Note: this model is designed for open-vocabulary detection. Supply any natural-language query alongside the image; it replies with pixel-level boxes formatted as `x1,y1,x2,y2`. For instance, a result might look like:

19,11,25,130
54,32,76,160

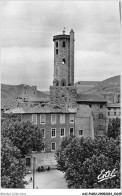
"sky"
1,0,121,91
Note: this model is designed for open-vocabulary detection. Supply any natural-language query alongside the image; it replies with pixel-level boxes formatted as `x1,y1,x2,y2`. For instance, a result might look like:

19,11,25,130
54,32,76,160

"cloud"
1,1,121,90
75,34,120,55
1,30,53,48
75,50,121,81
1,1,120,48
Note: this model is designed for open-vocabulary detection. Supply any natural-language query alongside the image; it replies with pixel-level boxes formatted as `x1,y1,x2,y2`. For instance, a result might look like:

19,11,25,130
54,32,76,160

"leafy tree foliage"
1,114,44,157
55,136,74,172
107,117,120,139
77,155,120,189
55,136,120,188
2,113,22,122
1,136,26,188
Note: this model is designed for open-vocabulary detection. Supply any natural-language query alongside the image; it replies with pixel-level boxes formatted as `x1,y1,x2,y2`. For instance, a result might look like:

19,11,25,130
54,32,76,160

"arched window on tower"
53,79,59,86
61,79,66,86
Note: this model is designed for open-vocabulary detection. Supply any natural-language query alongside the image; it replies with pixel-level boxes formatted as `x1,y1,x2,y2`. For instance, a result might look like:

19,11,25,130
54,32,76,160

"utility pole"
33,157,36,189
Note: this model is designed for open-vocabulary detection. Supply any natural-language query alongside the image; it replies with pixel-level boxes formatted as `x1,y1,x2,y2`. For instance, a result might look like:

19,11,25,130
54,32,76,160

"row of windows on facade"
25,128,83,166
41,127,78,138
32,114,74,124
108,110,121,116
41,128,83,152
41,128,83,138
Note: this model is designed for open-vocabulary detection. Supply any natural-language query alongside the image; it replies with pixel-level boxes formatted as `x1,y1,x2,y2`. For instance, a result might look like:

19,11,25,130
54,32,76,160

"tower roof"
53,34,70,41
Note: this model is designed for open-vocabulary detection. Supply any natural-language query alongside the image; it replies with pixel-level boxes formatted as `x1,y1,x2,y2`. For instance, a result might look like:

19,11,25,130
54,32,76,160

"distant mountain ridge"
1,84,49,99
75,81,100,93
85,75,120,94
75,75,120,95
1,75,120,100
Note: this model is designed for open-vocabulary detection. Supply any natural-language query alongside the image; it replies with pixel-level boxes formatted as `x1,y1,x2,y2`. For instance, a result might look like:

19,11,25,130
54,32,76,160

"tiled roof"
5,108,25,114
1,98,29,112
1,98,17,110
24,97,50,102
68,108,77,113
107,103,120,108
77,94,107,102
27,104,76,114
4,104,77,114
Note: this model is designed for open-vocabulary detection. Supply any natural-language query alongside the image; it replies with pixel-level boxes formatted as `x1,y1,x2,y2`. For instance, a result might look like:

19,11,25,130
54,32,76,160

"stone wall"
50,86,77,107
75,103,108,138
54,38,70,86
91,104,108,136
22,85,37,99
75,104,94,139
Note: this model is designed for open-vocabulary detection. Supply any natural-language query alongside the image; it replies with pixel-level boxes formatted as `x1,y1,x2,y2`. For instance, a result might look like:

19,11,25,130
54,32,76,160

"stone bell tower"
50,29,77,107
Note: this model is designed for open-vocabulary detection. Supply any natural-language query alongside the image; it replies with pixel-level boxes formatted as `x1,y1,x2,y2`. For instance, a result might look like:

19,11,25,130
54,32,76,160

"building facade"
107,103,121,120
21,104,76,153
76,94,108,137
5,104,76,169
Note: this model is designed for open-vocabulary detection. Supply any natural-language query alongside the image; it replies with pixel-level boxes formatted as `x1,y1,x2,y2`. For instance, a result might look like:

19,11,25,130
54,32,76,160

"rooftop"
53,34,70,41
23,97,50,102
77,93,107,103
1,98,23,110
4,104,77,114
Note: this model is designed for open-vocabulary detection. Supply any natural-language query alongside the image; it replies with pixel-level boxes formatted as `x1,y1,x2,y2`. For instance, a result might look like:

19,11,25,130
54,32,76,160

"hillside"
85,75,120,94
1,84,49,99
75,75,120,95
1,76,120,100
75,81,99,93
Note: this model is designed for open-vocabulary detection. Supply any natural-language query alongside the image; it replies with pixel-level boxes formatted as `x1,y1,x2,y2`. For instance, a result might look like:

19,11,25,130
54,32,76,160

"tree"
1,136,26,188
77,154,120,188
107,117,120,139
55,136,120,188
1,114,44,157
56,136,96,173
55,136,74,172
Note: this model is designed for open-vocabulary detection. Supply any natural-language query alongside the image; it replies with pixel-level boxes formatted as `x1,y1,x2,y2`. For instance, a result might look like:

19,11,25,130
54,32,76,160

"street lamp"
33,157,36,189
32,151,37,189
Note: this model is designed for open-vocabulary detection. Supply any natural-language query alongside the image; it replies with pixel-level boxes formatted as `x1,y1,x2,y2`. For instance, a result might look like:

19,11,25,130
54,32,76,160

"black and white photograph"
1,0,121,195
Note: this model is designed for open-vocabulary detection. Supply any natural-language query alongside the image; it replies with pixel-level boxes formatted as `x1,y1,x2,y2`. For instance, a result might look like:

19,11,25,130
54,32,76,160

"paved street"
25,169,68,189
